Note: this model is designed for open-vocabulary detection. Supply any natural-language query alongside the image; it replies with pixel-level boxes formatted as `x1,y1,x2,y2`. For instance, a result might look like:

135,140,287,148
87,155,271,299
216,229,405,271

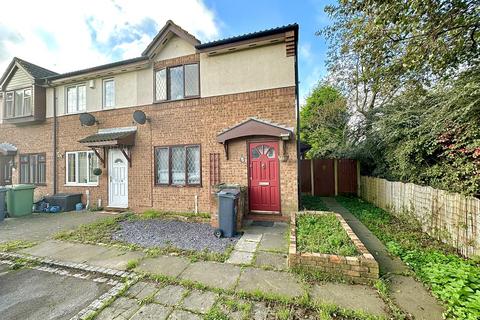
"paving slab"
126,281,159,300
181,289,218,314
168,309,202,320
234,239,258,253
390,275,444,320
135,255,190,278
241,233,263,242
236,268,304,298
88,249,145,270
20,240,77,257
154,285,187,306
95,297,140,320
258,233,287,253
311,283,388,317
254,252,287,270
22,240,113,264
179,261,241,290
130,303,172,320
226,250,254,265
251,301,271,320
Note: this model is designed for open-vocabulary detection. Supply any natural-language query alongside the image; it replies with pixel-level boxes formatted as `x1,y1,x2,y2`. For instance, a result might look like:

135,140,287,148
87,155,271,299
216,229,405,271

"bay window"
155,63,199,102
155,145,201,186
66,151,99,185
4,88,32,118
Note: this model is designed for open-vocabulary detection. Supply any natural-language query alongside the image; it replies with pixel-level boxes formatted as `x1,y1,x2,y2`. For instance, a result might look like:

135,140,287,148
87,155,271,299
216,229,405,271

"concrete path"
227,221,288,270
0,211,111,242
321,197,445,320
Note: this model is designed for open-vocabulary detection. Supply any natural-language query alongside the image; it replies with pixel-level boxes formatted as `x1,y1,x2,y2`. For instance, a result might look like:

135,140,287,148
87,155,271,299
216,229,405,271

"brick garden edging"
288,211,379,284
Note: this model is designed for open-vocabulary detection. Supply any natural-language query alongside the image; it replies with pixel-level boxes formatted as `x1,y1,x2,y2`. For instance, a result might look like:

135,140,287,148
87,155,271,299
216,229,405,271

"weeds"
0,240,37,252
337,196,480,320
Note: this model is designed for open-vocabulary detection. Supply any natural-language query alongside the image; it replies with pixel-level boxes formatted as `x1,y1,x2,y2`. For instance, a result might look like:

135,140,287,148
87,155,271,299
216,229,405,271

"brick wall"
289,211,379,284
0,87,298,221
0,120,53,201
55,86,298,219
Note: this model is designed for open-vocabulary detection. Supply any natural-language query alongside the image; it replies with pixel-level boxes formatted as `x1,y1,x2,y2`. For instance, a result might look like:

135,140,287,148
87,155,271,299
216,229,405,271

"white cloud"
299,43,313,63
0,0,219,74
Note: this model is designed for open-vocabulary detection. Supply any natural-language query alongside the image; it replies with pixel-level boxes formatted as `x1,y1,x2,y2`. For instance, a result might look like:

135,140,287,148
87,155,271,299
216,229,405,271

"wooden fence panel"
300,160,311,194
338,159,357,194
313,159,335,196
360,176,480,258
300,159,358,196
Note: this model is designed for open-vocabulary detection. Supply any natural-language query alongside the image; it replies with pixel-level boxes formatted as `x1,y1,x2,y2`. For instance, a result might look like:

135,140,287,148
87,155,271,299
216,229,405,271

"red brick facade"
1,86,298,222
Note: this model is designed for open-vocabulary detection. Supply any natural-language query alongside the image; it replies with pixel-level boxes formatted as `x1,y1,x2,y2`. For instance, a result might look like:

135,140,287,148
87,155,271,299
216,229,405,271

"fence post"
334,159,338,196
356,160,361,196
310,160,314,196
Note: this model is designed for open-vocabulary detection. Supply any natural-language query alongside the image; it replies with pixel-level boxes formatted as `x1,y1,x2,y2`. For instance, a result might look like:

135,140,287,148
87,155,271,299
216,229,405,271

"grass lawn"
296,213,358,256
336,196,480,320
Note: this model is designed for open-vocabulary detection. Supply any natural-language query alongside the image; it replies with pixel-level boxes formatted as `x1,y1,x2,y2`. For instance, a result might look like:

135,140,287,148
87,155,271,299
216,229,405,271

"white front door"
108,149,128,208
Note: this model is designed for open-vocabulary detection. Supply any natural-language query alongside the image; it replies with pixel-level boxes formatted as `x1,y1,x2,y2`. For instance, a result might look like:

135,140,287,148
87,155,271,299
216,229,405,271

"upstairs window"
155,63,199,102
103,78,115,108
66,84,86,113
19,153,46,185
4,88,32,118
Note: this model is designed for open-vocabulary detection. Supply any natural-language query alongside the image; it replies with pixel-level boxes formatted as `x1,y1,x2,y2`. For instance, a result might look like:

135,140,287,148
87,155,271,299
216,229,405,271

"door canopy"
0,143,17,156
217,118,293,144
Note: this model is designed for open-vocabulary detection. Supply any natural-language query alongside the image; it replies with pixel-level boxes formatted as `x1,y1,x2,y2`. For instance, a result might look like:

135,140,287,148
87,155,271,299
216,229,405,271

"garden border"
288,211,379,284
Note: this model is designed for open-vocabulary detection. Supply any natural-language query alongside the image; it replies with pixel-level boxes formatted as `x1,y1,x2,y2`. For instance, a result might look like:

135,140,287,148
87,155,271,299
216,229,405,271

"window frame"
4,87,33,119
18,153,46,186
65,150,99,186
66,83,86,114
154,62,200,103
102,78,115,109
154,144,202,187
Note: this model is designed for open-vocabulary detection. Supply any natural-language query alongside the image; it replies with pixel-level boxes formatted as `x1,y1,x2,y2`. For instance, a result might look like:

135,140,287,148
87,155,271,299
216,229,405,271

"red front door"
249,141,280,213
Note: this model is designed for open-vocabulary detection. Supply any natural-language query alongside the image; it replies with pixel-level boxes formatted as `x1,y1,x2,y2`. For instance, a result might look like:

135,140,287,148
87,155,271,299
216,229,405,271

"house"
0,21,299,224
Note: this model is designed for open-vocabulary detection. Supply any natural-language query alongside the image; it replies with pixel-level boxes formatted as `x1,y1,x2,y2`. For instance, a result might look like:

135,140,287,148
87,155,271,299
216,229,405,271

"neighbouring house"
0,20,299,225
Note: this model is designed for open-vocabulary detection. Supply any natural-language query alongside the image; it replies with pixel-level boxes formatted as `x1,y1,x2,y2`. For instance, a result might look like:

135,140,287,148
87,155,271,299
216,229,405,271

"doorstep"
244,213,289,222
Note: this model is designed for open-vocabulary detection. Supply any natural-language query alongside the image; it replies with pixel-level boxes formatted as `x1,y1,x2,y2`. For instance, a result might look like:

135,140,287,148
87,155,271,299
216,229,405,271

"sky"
0,0,334,104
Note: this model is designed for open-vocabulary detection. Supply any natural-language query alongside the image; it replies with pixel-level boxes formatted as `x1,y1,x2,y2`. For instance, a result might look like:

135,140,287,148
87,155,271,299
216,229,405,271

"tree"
300,84,350,159
321,0,480,115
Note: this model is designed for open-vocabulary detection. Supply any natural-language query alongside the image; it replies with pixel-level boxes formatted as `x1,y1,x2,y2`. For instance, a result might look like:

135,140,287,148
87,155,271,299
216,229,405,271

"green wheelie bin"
6,184,35,217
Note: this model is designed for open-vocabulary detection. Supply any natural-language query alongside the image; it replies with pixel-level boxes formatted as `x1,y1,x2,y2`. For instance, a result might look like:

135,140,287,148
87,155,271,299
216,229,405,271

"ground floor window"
66,151,99,185
155,145,201,186
19,153,46,185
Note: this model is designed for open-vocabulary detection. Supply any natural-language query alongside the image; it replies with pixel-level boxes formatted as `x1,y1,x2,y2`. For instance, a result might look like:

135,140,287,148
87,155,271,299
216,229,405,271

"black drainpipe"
53,86,57,195
294,25,301,210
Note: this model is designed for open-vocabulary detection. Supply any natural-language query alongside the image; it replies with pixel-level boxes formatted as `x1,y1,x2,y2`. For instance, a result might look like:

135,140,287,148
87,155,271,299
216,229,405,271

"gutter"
295,25,301,210
45,79,57,195
53,86,57,194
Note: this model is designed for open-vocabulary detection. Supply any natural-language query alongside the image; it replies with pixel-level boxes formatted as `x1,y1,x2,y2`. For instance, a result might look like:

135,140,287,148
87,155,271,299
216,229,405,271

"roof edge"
196,23,298,50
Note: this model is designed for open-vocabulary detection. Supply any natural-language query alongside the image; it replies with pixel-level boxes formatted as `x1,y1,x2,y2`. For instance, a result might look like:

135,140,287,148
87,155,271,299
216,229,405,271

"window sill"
65,110,87,116
64,183,99,187
154,96,200,104
154,184,202,188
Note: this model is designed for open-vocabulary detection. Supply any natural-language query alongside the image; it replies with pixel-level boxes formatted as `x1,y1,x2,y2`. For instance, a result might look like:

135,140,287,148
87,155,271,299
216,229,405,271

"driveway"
0,262,113,320
0,211,110,242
